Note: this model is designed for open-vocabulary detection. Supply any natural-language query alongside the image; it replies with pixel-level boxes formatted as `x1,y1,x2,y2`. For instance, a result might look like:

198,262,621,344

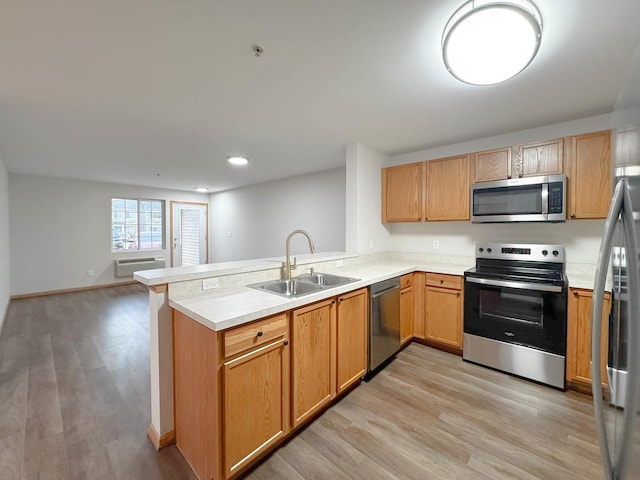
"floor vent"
114,257,166,277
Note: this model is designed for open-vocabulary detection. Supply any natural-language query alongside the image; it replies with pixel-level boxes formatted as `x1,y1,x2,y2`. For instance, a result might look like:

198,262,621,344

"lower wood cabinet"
291,298,336,428
566,287,611,389
424,273,463,350
400,274,414,344
412,272,426,340
223,336,289,478
336,288,368,393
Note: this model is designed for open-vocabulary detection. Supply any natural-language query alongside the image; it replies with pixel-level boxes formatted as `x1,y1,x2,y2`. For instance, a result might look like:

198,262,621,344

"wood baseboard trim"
10,280,138,300
412,337,463,356
147,424,176,451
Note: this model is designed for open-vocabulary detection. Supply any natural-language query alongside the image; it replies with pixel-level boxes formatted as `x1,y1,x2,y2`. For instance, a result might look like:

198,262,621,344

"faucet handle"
291,256,297,270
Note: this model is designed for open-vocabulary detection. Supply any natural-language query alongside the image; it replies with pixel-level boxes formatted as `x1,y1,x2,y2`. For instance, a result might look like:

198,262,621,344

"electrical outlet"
369,239,374,249
335,259,344,268
433,240,440,250
226,231,232,238
202,278,219,290
87,269,94,277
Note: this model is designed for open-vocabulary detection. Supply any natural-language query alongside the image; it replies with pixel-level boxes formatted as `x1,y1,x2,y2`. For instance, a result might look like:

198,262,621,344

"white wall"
346,142,392,253
9,174,207,296
385,113,613,265
209,168,346,262
0,157,10,328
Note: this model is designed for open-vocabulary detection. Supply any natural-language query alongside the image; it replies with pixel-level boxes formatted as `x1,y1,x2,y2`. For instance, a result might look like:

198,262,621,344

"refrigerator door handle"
592,179,625,480
592,178,640,480
613,182,640,478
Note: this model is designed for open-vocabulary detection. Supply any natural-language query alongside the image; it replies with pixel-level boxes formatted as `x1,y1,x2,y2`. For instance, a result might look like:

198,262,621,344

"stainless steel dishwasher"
368,277,401,372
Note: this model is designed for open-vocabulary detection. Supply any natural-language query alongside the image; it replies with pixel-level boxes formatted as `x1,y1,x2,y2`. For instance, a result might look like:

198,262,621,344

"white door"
172,203,208,267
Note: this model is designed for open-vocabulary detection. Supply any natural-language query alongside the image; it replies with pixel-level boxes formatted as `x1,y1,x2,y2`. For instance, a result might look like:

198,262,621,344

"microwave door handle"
612,181,640,479
541,183,548,215
591,179,624,480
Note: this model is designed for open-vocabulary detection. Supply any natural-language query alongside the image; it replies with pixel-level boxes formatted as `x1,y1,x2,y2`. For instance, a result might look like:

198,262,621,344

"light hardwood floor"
0,284,604,479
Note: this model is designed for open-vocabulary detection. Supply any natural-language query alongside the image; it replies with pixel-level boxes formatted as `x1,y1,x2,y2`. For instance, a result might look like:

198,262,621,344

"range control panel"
476,243,565,263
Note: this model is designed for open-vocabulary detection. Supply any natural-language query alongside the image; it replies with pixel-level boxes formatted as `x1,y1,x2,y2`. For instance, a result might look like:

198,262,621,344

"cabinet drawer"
425,273,462,290
400,274,413,289
224,313,288,359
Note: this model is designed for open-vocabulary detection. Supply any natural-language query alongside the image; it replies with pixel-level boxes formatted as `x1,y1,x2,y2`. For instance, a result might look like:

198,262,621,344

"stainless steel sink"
249,272,360,298
297,272,360,287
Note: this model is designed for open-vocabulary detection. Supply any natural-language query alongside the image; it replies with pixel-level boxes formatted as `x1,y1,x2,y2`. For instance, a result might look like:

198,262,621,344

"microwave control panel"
549,182,564,214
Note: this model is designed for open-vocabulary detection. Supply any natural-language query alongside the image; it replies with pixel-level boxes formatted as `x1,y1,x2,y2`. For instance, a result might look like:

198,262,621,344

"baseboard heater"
114,257,166,277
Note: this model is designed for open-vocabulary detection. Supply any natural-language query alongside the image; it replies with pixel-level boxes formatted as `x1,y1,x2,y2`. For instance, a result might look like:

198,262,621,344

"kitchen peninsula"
135,250,602,480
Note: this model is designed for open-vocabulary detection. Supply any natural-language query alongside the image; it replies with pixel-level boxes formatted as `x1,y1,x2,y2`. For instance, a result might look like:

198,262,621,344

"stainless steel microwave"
471,174,566,223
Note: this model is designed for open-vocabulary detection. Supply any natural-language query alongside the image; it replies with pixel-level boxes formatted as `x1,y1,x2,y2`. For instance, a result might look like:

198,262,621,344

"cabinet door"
336,289,368,393
473,147,512,182
381,163,424,222
566,288,610,388
413,272,426,340
568,130,611,219
425,155,470,221
400,287,414,344
291,299,336,428
425,286,462,349
223,338,289,478
516,138,564,178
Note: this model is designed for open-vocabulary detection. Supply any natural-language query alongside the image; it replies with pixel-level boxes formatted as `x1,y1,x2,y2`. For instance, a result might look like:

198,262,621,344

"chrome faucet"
284,229,315,280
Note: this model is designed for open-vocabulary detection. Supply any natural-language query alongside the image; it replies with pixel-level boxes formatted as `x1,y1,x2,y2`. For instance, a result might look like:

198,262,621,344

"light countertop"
169,259,471,332
167,257,603,333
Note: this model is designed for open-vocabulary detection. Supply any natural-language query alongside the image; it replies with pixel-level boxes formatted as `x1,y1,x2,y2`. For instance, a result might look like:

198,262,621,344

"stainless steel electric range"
463,243,568,389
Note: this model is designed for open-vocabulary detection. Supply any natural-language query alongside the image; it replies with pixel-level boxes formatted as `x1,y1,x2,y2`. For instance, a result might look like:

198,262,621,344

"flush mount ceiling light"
442,0,542,85
194,187,208,193
227,156,249,166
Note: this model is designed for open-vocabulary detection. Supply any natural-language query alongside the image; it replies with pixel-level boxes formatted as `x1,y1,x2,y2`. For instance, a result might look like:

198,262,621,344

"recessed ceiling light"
228,156,249,166
195,187,208,193
442,0,542,85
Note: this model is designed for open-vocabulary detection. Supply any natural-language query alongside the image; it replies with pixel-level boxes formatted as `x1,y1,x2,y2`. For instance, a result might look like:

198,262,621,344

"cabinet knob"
256,330,263,337
331,300,336,304
570,213,576,219
573,290,579,296
440,279,444,284
456,292,460,297
519,173,523,178
507,175,512,179
284,339,289,346
339,297,344,302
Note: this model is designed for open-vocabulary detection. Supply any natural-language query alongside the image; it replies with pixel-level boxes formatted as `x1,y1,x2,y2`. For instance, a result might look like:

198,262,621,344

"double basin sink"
249,272,360,298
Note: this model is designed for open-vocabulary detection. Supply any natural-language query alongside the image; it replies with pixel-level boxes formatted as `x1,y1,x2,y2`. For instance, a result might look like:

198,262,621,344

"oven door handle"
465,276,563,293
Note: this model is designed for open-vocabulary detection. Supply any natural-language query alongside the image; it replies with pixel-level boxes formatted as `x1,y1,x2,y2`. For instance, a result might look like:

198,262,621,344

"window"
112,198,165,251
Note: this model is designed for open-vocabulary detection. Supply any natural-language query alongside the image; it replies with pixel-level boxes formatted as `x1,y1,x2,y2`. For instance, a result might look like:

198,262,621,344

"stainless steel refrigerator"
592,43,640,480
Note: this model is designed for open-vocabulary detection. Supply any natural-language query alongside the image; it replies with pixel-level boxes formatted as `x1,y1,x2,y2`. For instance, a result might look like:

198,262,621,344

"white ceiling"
1,1,640,193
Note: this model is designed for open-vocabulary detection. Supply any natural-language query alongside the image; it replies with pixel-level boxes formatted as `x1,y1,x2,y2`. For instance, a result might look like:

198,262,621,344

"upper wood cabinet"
425,155,470,221
381,162,424,222
567,130,612,219
336,288,368,394
518,138,564,178
473,138,564,182
473,147,512,182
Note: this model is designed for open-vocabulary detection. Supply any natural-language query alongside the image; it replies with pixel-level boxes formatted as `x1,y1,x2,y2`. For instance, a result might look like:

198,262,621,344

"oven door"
464,275,567,355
